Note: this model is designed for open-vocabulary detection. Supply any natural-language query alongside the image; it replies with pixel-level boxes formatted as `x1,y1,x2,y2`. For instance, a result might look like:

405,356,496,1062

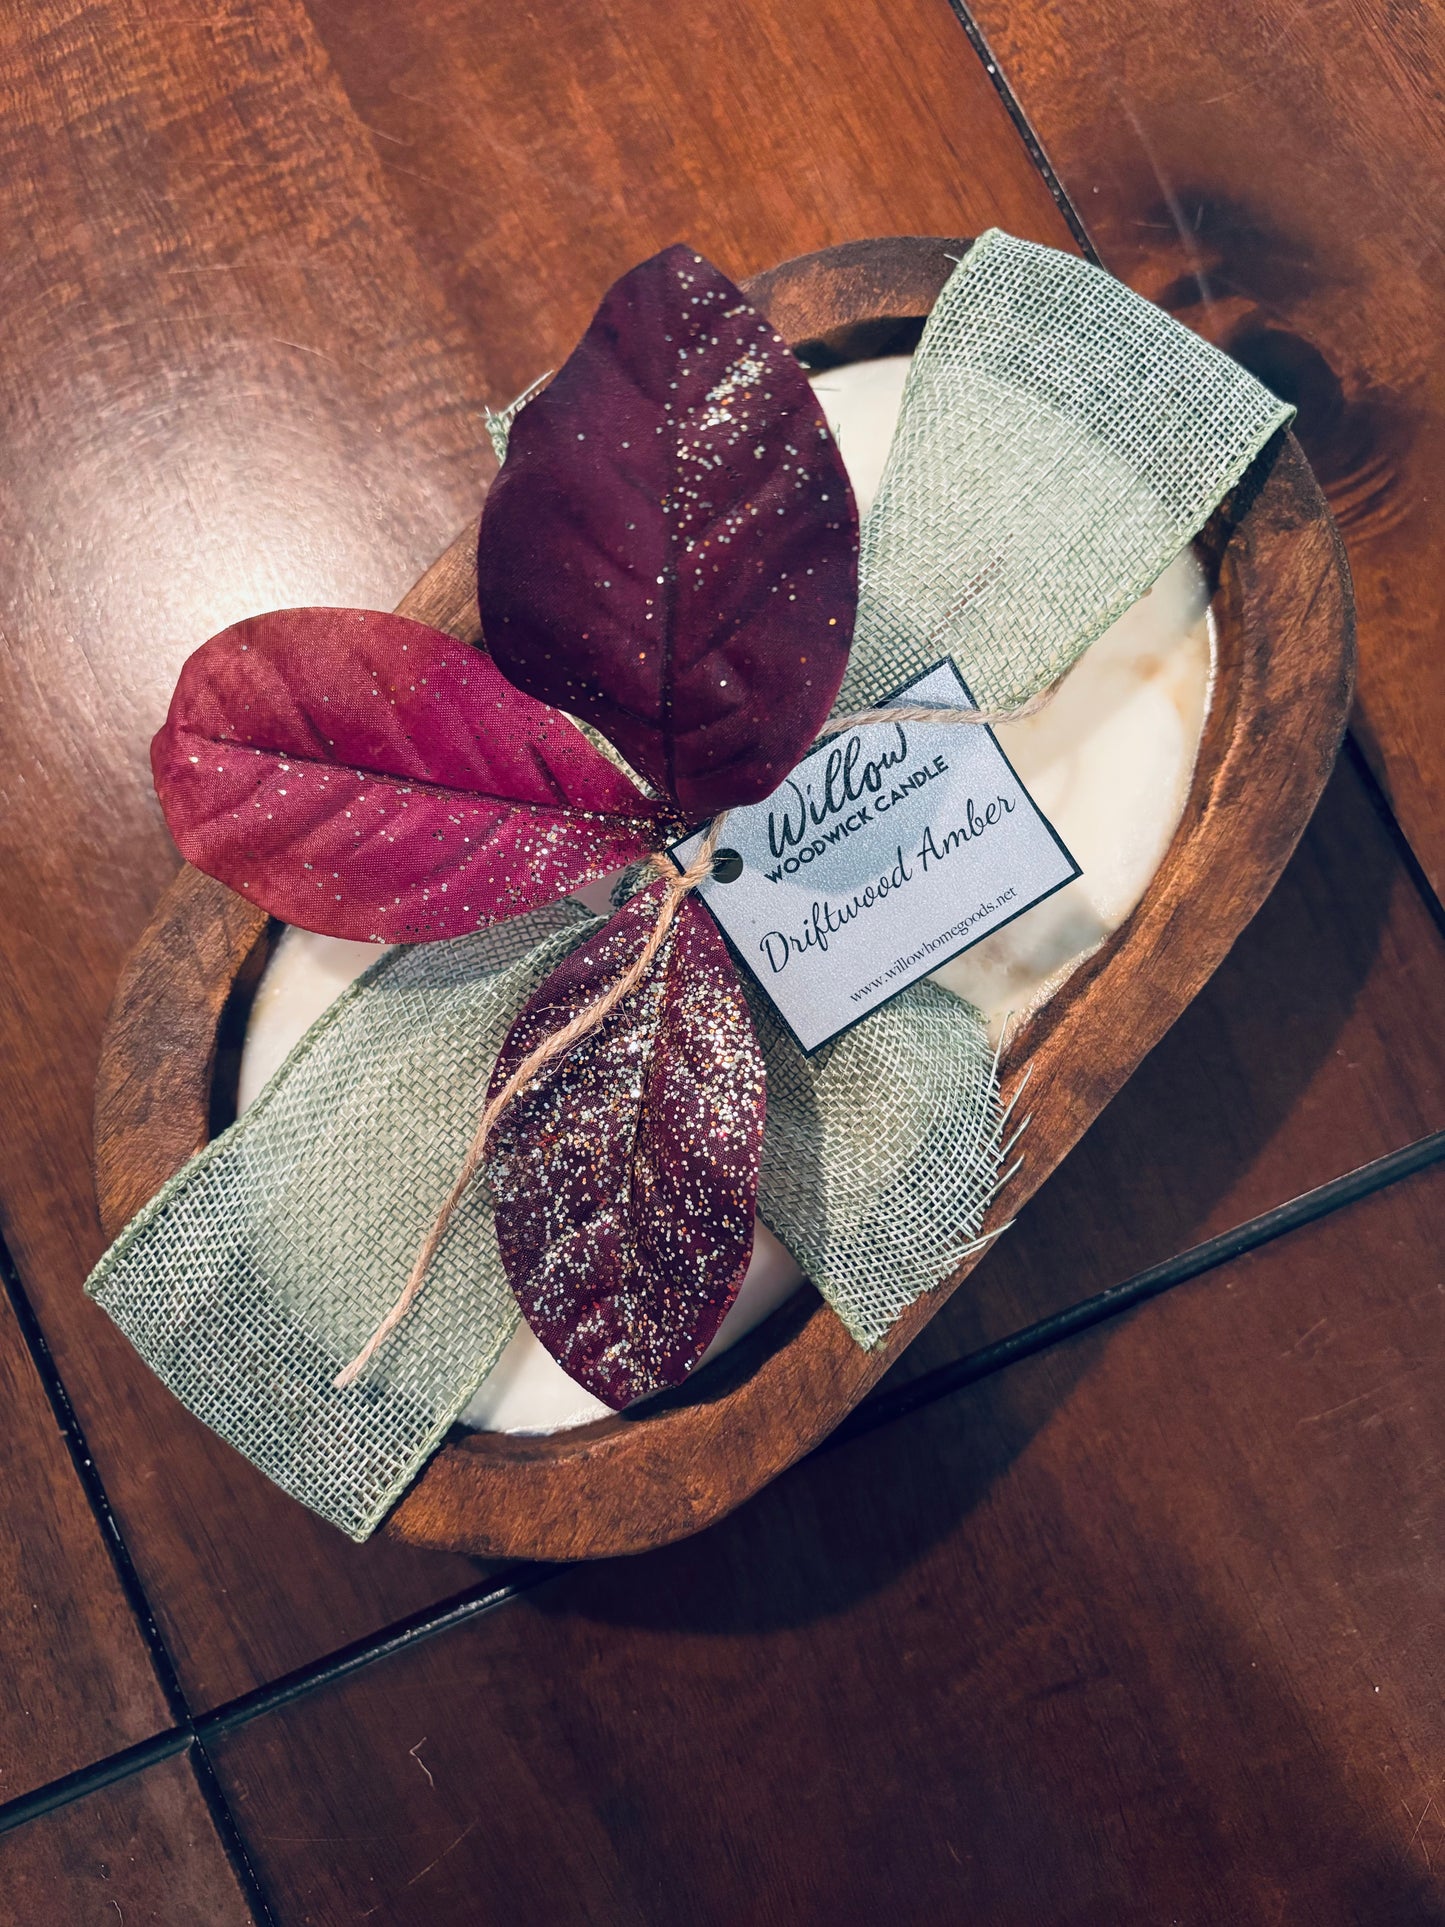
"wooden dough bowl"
93,238,1355,1561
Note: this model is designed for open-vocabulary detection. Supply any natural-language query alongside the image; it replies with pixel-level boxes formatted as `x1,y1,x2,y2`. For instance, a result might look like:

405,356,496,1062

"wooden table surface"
0,2,1441,1920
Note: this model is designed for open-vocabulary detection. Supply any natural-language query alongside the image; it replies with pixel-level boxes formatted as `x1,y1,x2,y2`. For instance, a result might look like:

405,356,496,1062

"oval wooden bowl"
94,238,1355,1562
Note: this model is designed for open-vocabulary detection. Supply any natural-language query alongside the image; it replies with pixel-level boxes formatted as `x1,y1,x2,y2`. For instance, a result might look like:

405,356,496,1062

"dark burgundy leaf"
152,607,669,942
476,244,858,815
486,880,765,1407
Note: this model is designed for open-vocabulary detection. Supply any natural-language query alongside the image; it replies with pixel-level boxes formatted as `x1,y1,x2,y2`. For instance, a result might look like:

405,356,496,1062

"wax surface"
237,354,1213,1434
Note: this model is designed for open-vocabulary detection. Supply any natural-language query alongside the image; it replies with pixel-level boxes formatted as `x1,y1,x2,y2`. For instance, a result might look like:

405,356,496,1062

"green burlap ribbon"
87,232,1291,1539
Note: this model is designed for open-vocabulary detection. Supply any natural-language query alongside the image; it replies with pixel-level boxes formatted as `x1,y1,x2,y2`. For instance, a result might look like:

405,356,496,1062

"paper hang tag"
671,662,1080,1052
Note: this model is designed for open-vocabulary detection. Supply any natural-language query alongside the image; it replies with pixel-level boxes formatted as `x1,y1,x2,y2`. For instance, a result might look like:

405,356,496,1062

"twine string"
334,687,1058,1389
813,686,1055,736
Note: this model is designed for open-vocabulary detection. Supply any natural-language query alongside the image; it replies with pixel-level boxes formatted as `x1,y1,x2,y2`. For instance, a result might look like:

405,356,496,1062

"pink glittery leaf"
152,608,669,942
487,881,766,1407
476,244,858,816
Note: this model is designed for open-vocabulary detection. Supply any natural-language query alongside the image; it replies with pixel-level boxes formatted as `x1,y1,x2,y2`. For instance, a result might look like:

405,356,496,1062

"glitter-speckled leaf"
487,880,766,1407
476,245,858,816
152,608,669,942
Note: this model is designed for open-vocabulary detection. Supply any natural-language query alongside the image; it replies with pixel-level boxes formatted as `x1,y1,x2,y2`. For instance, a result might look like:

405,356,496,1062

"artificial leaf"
152,608,670,942
476,244,859,815
486,879,766,1406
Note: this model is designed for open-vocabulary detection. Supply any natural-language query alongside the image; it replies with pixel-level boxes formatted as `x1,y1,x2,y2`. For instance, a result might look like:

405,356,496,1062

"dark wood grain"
0,0,1433,1847
94,238,1355,1562
0,0,512,1713
962,0,1445,902
300,0,1076,403
209,1167,1445,1926
893,750,1445,1384
0,0,1086,1713
0,0,1438,1916
0,1753,256,1927
0,1287,171,1802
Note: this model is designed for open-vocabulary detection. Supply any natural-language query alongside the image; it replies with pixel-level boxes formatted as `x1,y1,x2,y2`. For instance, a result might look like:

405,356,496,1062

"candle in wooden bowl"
92,237,1353,1560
